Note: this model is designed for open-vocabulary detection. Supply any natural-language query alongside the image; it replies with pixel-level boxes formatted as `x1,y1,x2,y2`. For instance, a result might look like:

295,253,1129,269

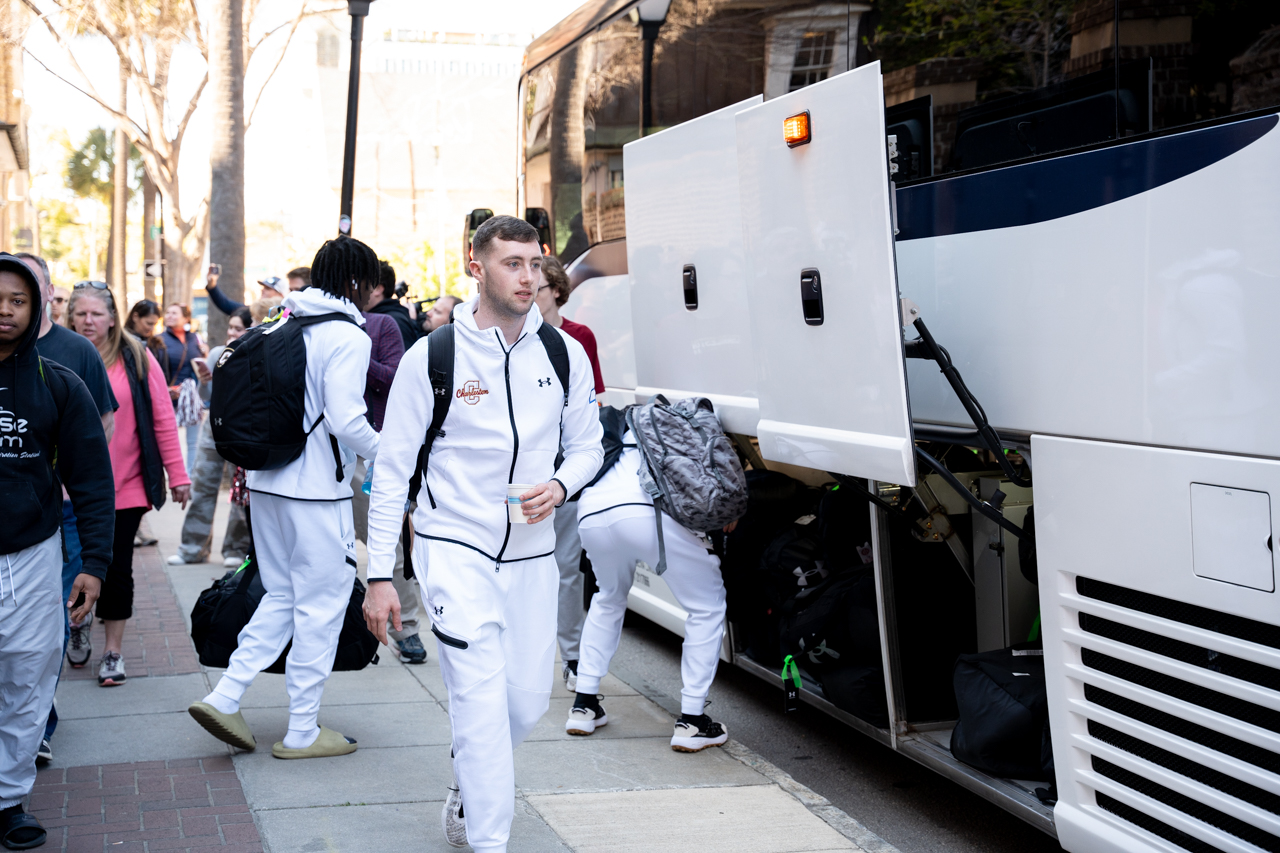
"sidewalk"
35,494,897,853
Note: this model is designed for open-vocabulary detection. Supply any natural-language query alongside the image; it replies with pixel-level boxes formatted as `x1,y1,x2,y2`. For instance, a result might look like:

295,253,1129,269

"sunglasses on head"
74,280,109,290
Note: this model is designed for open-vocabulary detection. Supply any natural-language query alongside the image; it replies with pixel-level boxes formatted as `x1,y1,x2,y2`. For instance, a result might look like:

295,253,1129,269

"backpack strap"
407,323,455,506
536,324,570,408
291,312,360,482
625,405,669,575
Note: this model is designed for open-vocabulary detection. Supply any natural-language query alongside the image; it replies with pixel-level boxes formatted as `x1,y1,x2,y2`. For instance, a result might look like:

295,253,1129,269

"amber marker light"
784,111,811,147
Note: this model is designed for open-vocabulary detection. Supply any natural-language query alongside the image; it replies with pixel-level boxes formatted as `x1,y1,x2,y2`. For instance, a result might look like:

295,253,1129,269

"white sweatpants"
553,502,585,663
212,493,356,734
577,512,727,716
0,532,64,808
418,537,556,853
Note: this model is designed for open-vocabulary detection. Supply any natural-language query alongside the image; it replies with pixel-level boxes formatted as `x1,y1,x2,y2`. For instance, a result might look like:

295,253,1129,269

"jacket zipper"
494,330,525,563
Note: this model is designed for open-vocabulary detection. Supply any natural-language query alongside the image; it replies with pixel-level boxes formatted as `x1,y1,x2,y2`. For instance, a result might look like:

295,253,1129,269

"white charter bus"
495,3,1280,851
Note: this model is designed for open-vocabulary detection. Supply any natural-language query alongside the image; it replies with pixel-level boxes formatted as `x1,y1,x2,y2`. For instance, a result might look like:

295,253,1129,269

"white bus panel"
560,273,636,409
1036,434,1280,853
736,62,916,486
624,95,764,435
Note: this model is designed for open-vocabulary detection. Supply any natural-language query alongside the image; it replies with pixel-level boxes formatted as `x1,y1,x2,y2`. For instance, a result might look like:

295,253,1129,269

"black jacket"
0,256,115,578
367,297,418,352
120,345,167,510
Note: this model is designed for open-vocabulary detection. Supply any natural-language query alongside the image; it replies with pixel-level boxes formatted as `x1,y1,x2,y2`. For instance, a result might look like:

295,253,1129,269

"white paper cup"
507,484,535,524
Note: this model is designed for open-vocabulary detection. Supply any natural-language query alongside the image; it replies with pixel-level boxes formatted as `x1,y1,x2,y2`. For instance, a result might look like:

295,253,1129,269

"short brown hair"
471,215,538,261
250,296,282,324
287,267,311,286
541,255,570,307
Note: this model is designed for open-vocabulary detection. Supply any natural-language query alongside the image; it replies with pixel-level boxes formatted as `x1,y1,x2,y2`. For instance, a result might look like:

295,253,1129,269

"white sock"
201,691,238,715
283,726,320,749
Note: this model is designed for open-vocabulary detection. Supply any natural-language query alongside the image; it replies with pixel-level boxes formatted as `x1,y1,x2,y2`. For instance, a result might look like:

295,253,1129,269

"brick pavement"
29,757,261,853
63,542,203,682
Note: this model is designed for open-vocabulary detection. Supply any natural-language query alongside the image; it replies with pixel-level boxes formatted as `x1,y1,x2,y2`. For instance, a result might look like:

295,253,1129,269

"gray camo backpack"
626,395,749,574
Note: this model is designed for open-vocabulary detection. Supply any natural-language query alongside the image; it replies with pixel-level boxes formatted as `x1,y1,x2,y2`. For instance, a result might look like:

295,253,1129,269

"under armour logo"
537,377,552,387
432,605,444,616
802,640,841,665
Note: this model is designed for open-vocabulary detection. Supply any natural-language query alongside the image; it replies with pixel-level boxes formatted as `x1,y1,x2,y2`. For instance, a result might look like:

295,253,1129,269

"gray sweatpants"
349,457,420,642
554,503,586,663
177,418,251,563
1,532,64,808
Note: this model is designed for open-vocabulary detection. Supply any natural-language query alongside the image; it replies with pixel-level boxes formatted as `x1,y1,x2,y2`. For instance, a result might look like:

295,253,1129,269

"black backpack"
210,311,357,475
950,644,1055,782
190,555,380,673
778,568,881,675
407,321,570,505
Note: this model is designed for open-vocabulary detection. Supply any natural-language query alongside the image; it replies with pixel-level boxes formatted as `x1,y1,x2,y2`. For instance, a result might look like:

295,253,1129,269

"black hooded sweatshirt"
0,255,114,579
367,297,418,352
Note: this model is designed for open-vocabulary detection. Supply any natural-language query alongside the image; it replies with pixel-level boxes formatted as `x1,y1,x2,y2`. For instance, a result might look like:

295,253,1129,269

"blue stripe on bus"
896,114,1278,241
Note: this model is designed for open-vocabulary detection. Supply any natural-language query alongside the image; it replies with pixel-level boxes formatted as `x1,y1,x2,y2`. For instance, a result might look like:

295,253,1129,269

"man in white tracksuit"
565,427,732,752
188,236,381,759
364,215,603,853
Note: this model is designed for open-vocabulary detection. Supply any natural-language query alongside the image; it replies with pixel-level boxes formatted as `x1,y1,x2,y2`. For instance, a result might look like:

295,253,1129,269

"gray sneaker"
395,634,427,665
67,621,92,668
97,652,127,686
442,785,467,848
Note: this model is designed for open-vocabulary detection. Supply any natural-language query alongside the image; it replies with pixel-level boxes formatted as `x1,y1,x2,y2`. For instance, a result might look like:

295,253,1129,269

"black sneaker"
671,714,728,752
36,738,52,765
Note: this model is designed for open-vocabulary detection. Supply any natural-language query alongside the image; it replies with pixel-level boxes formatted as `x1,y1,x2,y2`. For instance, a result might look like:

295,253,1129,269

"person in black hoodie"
362,260,418,351
0,254,114,850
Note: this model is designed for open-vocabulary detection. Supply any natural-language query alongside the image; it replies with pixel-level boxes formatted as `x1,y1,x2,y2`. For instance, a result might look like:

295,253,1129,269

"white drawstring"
1,552,15,604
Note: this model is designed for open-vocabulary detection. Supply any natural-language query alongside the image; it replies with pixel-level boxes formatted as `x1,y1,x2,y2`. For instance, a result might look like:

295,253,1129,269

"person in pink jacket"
68,283,191,686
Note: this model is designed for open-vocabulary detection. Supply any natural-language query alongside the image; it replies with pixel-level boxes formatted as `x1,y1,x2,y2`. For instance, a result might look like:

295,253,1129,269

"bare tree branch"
246,3,310,130
188,0,208,60
21,46,155,151
173,71,209,154
18,0,111,107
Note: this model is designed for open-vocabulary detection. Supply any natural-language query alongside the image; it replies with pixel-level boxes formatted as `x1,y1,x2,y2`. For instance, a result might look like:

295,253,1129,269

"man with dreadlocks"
188,235,380,759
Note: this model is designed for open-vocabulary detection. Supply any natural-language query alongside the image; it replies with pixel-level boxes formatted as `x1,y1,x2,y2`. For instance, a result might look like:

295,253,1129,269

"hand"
362,581,402,646
68,573,101,624
723,519,739,534
171,484,191,509
194,360,212,382
169,386,180,400
207,272,219,288
521,481,565,524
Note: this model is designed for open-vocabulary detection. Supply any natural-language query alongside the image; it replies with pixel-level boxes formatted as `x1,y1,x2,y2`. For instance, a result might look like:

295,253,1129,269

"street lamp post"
632,0,671,137
339,0,375,235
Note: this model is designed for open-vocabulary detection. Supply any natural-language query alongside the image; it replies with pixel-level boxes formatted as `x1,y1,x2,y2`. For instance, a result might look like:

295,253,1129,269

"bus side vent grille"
1085,684,1280,776
1080,612,1280,692
1088,720,1280,814
1071,577,1280,853
1092,756,1280,852
1081,647,1280,734
1096,793,1228,853
1078,576,1280,651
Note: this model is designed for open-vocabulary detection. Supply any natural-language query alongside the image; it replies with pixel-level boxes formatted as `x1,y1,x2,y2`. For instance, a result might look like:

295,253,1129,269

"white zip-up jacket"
247,288,380,501
365,297,604,578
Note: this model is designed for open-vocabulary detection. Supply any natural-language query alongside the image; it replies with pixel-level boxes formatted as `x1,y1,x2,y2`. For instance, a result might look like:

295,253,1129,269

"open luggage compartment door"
624,95,764,435
737,62,916,486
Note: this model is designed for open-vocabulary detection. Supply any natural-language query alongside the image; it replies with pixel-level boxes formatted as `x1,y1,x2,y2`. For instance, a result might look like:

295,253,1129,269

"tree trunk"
110,59,129,311
142,170,157,303
206,0,246,347
550,46,588,262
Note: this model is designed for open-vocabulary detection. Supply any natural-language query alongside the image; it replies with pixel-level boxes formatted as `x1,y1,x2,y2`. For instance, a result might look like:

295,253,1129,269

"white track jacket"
365,298,604,579
247,288,380,501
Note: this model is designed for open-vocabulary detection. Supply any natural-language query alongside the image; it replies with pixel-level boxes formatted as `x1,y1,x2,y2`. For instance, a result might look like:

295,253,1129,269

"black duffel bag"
950,644,1054,781
190,556,380,673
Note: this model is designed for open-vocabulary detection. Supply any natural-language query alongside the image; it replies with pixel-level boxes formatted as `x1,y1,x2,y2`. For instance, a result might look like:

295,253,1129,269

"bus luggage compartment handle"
800,268,824,325
683,264,698,310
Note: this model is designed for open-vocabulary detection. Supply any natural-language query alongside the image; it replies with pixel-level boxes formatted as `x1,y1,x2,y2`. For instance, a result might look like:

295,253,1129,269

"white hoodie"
247,288,380,501
365,297,604,578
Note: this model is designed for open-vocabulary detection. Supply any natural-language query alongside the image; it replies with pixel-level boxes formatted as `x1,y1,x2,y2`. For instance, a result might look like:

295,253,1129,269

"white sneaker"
442,786,467,848
166,554,191,566
67,621,92,668
671,714,728,752
562,661,578,693
97,652,127,686
223,555,245,568
565,703,608,736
